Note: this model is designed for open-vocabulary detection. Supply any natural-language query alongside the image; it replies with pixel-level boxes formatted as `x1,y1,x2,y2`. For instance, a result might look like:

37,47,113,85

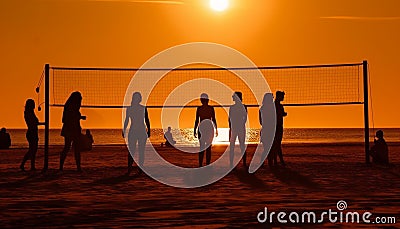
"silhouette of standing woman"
259,93,275,167
20,99,39,171
123,92,150,175
229,92,247,169
59,91,86,171
194,93,218,167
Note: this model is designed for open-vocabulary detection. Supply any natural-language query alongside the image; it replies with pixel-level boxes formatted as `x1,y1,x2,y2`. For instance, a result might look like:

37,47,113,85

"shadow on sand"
0,169,66,189
371,163,400,179
270,166,320,190
92,173,140,186
233,168,268,190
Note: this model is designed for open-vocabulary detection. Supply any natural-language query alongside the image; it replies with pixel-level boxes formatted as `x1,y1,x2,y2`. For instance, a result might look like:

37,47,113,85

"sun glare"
210,0,229,12
213,128,230,144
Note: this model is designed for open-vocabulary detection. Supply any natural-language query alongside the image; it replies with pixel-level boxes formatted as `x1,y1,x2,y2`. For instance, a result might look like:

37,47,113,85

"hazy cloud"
321,16,400,21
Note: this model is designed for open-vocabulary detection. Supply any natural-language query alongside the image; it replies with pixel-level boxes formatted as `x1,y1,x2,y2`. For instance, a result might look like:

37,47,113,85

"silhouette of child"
59,91,86,171
0,127,11,149
20,99,39,171
370,130,389,164
163,126,176,147
194,93,218,167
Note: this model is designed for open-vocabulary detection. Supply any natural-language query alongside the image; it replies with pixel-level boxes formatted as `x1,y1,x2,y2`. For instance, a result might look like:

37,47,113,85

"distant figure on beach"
0,127,11,149
259,93,275,166
123,92,151,174
229,92,247,169
162,126,176,147
271,91,287,166
194,93,218,167
370,130,389,164
59,91,86,172
20,99,39,171
80,129,94,152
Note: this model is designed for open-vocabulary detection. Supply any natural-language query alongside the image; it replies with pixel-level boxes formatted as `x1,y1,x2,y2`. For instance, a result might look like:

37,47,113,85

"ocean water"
4,128,399,147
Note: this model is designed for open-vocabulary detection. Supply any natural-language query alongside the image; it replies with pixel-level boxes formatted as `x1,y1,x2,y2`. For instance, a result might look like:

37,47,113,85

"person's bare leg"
73,140,82,172
199,151,204,167
238,130,246,168
127,138,137,174
199,139,205,167
229,132,237,169
60,138,72,171
138,137,146,174
277,145,285,166
20,150,31,171
206,144,212,165
30,140,38,170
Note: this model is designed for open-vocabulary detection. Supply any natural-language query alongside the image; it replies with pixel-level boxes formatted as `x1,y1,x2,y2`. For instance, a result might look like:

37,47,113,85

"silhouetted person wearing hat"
370,130,389,164
229,92,247,169
194,93,218,167
123,92,151,175
271,91,287,166
0,127,11,149
60,91,86,171
20,99,39,171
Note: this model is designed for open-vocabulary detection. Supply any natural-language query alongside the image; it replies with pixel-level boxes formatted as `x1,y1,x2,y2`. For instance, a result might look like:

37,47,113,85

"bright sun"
210,0,229,12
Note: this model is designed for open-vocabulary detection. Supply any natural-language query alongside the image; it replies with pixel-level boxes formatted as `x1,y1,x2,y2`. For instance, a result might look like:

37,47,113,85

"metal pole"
43,64,50,171
363,60,370,164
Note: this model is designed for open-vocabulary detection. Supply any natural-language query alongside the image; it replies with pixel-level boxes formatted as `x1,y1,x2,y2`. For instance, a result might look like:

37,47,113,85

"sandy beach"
0,143,399,228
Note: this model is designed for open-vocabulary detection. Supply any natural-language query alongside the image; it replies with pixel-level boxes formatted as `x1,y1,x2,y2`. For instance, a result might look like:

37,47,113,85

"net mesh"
51,63,363,108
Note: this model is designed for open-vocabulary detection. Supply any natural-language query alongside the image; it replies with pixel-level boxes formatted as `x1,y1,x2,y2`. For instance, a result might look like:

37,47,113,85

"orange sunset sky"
0,0,399,129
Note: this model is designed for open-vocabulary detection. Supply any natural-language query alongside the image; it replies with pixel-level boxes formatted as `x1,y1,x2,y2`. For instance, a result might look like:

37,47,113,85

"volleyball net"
40,61,370,170
50,63,364,108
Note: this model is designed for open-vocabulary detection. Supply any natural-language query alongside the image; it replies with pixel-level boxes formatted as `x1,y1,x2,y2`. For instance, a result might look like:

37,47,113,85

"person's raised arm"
145,107,151,138
194,108,199,138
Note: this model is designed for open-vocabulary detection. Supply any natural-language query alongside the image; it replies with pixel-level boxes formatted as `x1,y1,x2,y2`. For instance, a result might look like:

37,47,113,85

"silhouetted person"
59,91,86,171
163,126,176,147
123,92,151,175
229,92,247,168
259,93,275,167
272,91,287,166
370,130,389,164
194,93,218,167
0,127,11,149
20,99,39,171
80,129,94,151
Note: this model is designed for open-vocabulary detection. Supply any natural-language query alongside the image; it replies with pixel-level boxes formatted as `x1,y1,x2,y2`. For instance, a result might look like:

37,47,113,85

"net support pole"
363,60,370,164
44,64,50,171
